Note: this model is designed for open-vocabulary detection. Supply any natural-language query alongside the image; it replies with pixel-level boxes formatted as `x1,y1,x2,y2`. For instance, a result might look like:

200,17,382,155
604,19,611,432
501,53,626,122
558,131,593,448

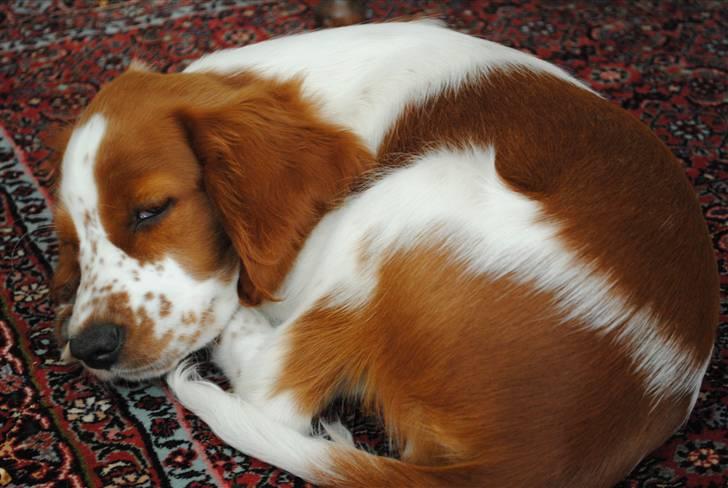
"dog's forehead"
59,113,108,236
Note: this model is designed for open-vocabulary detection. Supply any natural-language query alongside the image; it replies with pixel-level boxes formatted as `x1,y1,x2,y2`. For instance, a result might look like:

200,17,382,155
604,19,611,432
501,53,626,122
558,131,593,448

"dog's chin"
84,358,183,382
60,343,179,382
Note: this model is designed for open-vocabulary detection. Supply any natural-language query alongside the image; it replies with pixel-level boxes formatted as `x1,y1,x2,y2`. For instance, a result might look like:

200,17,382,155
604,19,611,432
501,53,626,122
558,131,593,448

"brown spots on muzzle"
180,331,202,345
159,294,172,318
181,311,197,326
177,303,215,334
199,303,215,327
84,291,173,369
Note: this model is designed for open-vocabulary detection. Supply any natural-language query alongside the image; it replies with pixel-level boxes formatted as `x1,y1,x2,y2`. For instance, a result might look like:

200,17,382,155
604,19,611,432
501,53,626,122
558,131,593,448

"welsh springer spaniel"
51,21,718,487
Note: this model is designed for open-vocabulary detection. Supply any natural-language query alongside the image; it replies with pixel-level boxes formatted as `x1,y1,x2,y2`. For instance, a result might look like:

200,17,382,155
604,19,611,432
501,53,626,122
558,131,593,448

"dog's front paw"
225,307,274,336
213,307,274,379
167,361,227,414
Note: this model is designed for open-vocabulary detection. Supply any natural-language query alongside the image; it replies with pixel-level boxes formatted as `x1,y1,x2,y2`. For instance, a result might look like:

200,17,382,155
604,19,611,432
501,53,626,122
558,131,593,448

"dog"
51,21,718,486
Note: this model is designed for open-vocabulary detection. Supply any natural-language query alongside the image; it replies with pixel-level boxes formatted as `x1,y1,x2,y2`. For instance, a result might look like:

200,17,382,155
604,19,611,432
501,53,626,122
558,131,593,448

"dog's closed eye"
133,198,174,230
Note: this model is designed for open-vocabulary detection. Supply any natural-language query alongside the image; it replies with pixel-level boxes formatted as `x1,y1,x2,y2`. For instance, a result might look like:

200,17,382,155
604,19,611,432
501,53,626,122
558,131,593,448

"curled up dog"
50,21,719,487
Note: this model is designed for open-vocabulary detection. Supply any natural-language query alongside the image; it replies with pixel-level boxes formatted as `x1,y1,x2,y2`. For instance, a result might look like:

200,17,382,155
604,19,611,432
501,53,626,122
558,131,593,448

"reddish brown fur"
177,75,374,304
79,68,373,305
377,70,718,361
270,71,719,485
51,206,80,342
72,290,174,368
279,246,693,487
52,67,374,364
50,59,718,486
43,123,73,193
88,77,236,283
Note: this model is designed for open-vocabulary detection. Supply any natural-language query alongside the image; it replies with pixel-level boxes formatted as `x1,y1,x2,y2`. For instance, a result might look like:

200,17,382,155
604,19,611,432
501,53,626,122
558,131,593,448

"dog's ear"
44,122,76,344
178,77,373,306
41,123,73,195
50,206,80,344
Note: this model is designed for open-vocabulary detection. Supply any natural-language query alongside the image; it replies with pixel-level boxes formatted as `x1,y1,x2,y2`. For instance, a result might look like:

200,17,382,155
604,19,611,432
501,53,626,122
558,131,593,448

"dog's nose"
69,323,124,370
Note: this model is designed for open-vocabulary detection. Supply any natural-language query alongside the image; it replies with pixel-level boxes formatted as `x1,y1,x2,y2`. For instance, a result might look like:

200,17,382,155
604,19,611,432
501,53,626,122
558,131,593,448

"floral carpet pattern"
0,0,726,486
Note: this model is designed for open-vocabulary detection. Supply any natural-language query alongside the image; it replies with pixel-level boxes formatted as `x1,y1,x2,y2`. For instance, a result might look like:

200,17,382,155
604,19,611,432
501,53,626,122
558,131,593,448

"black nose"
69,323,124,370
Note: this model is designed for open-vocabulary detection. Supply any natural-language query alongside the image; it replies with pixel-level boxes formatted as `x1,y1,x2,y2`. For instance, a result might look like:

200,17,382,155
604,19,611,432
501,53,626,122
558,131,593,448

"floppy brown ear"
50,205,81,344
178,77,373,306
43,122,76,343
51,240,80,342
41,123,73,195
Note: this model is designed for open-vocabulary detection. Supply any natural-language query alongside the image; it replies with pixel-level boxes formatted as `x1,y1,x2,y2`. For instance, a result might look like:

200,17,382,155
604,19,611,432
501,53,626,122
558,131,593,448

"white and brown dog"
51,21,718,486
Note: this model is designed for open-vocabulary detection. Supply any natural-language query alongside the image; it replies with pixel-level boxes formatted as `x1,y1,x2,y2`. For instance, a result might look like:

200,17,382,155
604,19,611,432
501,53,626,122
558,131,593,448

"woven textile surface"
0,1,726,486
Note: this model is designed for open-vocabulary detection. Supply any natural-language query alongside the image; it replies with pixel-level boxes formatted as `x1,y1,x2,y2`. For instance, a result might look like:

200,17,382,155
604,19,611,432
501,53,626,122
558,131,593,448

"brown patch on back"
277,245,693,486
377,69,719,359
282,72,719,484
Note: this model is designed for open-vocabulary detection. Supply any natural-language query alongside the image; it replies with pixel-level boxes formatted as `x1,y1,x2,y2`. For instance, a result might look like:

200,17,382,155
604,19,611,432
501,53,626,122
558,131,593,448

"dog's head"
51,66,371,380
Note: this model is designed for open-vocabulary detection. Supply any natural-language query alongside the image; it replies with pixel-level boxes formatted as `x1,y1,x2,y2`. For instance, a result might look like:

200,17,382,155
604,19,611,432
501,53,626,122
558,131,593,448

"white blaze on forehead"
58,114,238,372
60,113,107,236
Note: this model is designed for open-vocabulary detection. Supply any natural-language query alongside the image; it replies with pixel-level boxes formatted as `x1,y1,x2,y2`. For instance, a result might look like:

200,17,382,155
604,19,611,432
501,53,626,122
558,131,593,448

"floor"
0,1,725,486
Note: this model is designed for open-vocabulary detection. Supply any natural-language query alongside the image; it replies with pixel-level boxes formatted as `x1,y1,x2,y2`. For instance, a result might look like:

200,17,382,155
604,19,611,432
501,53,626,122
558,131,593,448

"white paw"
167,361,227,415
226,307,274,336
213,307,275,383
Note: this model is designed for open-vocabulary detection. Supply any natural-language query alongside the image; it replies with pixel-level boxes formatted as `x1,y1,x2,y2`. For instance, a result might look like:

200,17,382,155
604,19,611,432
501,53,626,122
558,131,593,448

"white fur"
251,146,703,401
188,145,704,482
167,363,335,484
60,114,239,379
186,20,593,153
213,306,274,377
181,22,705,419
213,308,312,433
165,23,709,482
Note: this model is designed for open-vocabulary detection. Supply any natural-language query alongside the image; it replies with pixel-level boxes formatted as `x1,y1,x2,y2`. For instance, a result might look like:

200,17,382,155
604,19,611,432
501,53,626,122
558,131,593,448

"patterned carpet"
0,1,726,486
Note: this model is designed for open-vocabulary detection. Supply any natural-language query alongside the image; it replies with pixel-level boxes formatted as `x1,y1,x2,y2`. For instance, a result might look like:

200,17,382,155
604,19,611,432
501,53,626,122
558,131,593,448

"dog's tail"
167,363,481,487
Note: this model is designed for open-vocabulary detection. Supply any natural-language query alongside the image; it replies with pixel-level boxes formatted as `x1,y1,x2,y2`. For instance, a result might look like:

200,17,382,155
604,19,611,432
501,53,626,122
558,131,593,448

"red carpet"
0,1,725,486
